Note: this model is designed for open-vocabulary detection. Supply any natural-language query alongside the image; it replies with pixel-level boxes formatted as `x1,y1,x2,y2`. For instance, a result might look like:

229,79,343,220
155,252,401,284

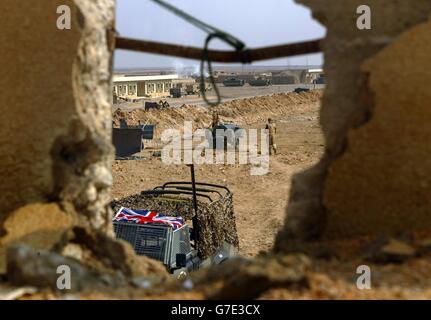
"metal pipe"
116,37,322,63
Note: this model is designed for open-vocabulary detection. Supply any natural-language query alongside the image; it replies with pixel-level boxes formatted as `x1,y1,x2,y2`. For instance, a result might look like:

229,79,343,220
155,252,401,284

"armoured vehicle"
249,77,271,86
222,78,245,87
170,87,184,98
112,177,239,276
209,123,245,150
186,84,199,95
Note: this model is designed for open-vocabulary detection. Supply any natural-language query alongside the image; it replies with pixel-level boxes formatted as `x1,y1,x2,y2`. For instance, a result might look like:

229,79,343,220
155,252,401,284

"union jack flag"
113,207,184,230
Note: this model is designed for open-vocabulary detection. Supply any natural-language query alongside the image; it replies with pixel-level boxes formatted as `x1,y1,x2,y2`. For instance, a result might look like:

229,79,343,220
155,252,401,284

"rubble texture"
0,0,169,290
276,1,431,248
193,254,311,300
0,0,115,232
0,203,73,273
324,15,431,238
3,0,431,301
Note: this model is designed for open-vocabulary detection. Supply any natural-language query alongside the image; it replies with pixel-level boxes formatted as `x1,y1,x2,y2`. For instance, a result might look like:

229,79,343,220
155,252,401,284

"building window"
156,83,163,93
164,82,171,92
129,84,136,96
147,83,155,93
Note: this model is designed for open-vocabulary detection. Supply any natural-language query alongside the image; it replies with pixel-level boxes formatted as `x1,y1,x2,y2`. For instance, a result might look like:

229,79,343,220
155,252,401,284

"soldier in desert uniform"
266,118,277,155
211,111,220,129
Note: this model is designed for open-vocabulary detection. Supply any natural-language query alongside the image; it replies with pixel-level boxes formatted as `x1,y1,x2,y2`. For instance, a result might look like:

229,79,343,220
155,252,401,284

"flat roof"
307,68,324,73
113,74,179,83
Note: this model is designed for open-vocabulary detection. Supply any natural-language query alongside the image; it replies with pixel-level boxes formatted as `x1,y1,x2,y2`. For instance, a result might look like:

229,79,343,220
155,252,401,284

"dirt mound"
112,91,323,139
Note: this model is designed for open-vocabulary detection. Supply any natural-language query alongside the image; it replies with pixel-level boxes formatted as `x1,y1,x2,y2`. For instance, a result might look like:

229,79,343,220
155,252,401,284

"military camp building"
113,74,180,99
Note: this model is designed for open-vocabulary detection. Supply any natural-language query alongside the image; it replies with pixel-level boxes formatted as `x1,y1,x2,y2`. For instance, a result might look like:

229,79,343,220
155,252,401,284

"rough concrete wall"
276,1,431,248
325,15,431,238
0,0,115,232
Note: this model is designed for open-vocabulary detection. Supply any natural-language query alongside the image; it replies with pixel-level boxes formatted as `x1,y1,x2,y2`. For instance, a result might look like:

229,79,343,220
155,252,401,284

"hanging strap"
151,0,250,106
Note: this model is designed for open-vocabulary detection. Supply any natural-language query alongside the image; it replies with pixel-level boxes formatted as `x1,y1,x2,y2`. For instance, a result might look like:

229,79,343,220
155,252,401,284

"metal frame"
113,220,192,269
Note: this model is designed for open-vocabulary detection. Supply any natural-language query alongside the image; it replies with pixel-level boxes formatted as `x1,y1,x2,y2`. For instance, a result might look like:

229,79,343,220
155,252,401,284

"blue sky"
114,0,325,69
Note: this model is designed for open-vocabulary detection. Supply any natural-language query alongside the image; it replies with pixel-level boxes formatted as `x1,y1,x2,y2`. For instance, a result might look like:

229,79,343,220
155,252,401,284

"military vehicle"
249,77,271,86
144,100,169,110
186,84,199,95
222,78,245,87
170,87,184,98
209,123,245,150
111,168,239,277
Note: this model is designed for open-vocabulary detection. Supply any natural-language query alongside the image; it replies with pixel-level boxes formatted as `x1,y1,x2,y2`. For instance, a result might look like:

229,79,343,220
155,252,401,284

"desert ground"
8,90,431,300
112,90,324,257
108,90,431,300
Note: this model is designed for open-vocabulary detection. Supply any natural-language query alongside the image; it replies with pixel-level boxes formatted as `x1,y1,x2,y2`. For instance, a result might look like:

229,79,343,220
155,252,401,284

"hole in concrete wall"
4,0,431,301
111,0,327,259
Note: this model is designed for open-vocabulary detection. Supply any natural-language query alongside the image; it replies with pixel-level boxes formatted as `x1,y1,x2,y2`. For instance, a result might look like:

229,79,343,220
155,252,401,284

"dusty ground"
112,92,324,257
4,91,431,300
108,91,431,300
259,231,431,300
